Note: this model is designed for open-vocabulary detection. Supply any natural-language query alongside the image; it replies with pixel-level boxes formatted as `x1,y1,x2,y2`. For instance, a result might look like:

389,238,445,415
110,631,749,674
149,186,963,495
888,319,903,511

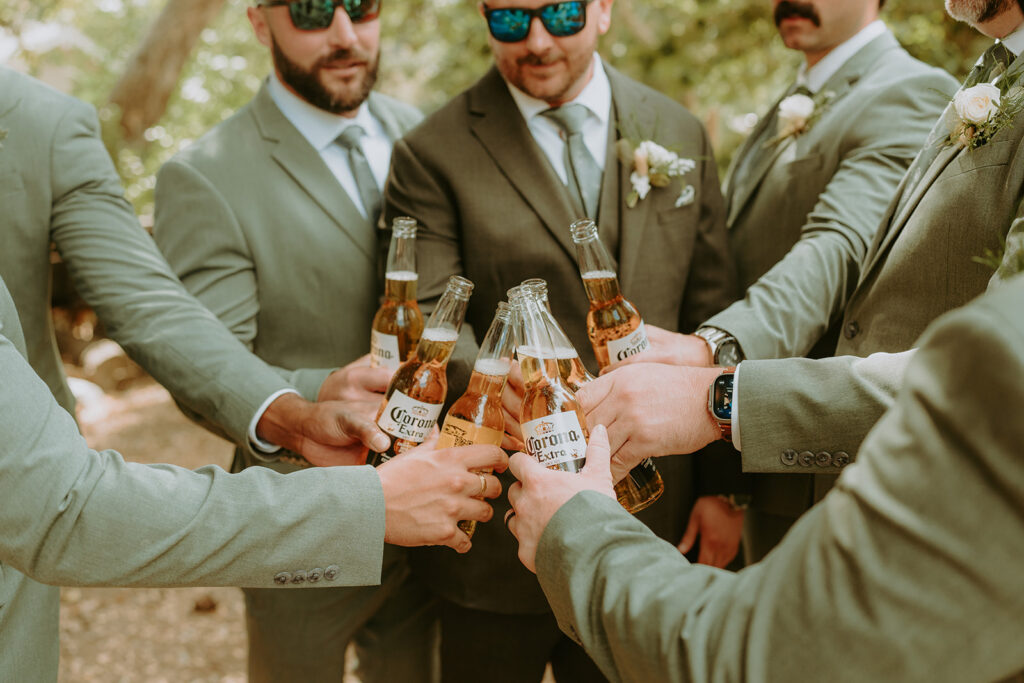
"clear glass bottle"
370,217,425,369
370,275,473,466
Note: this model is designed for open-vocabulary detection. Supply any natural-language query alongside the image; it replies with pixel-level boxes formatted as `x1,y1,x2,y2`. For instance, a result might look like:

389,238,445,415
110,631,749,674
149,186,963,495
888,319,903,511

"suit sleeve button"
308,568,323,583
815,451,832,467
834,452,851,467
844,321,860,340
325,565,340,581
290,570,307,585
274,572,291,585
798,451,814,467
781,449,797,466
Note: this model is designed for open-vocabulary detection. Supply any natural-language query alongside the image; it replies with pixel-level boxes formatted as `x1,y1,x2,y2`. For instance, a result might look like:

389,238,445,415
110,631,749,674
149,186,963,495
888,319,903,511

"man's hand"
677,496,744,568
377,434,508,553
507,424,616,573
257,393,390,466
317,353,393,403
603,324,712,372
576,363,723,478
501,360,526,450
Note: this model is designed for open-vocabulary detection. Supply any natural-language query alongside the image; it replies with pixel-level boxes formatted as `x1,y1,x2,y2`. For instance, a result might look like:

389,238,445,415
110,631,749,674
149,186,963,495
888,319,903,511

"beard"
271,37,379,115
774,1,822,27
944,0,1012,23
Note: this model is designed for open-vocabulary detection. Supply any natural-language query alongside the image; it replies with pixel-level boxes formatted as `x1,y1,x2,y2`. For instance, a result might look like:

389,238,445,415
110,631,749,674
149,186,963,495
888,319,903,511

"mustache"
774,1,822,27
316,48,370,69
517,52,561,67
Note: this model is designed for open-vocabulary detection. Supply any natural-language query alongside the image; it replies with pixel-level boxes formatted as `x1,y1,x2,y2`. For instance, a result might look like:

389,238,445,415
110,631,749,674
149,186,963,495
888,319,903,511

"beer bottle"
511,289,589,474
570,219,651,369
520,279,663,513
370,217,425,369
519,278,595,392
437,302,515,537
370,275,474,466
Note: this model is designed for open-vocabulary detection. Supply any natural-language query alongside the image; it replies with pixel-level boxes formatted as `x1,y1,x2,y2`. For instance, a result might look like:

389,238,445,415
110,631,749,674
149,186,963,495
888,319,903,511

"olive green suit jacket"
0,66,292,445
154,82,422,472
384,63,736,613
537,275,1024,683
714,48,1024,482
0,274,386,682
713,33,955,519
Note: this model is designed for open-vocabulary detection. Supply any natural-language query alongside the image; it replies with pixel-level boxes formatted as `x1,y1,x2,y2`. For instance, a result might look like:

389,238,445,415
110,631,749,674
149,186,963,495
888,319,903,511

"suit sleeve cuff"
248,388,302,455
731,363,743,452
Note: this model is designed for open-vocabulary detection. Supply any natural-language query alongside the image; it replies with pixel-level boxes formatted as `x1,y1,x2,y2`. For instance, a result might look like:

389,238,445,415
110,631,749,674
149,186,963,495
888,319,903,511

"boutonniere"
764,90,834,147
946,82,1024,150
616,139,696,209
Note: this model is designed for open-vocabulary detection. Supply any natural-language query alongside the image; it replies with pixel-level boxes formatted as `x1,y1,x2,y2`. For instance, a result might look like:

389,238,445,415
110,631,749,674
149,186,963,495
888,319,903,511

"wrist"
257,392,312,454
695,327,744,367
706,367,736,443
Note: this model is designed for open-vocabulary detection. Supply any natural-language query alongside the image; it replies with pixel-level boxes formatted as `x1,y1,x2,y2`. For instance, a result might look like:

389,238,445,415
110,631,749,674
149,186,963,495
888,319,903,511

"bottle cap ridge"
569,218,599,242
391,217,418,238
445,275,474,300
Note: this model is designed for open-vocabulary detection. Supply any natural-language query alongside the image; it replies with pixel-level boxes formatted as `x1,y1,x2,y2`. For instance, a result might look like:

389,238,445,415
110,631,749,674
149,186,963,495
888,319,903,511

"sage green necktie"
964,41,1014,88
541,104,602,218
336,124,382,225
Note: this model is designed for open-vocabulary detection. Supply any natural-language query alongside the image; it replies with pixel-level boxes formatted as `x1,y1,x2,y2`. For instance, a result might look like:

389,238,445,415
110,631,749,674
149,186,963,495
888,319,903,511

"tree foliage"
0,0,988,223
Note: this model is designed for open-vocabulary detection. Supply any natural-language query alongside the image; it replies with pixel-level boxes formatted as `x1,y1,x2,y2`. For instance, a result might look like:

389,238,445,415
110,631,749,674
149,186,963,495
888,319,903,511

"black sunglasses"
483,1,594,43
259,0,382,31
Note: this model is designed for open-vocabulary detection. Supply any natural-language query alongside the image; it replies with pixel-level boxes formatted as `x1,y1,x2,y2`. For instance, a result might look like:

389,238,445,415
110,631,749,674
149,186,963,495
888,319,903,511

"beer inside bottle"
371,217,425,369
438,302,514,537
370,275,473,466
567,223,665,513
519,278,595,392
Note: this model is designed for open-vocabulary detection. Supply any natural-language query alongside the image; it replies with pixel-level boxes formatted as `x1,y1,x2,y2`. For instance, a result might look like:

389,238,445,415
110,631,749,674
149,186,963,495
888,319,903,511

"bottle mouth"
520,278,548,301
493,301,512,321
569,219,599,242
446,275,475,300
392,216,418,239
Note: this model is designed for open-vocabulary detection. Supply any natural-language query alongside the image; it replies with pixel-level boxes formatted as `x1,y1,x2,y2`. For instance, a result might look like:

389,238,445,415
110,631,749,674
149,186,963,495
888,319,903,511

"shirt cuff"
731,363,742,452
248,388,302,453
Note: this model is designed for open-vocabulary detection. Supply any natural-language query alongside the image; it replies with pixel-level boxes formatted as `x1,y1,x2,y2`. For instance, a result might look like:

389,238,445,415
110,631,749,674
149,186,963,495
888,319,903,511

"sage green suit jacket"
154,82,422,473
537,275,1024,683
384,63,736,614
0,275,386,682
0,66,292,445
716,49,1024,481
714,33,955,520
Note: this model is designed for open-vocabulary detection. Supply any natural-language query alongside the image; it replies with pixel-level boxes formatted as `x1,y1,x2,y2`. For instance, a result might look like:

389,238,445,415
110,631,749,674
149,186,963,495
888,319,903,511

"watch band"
695,326,744,367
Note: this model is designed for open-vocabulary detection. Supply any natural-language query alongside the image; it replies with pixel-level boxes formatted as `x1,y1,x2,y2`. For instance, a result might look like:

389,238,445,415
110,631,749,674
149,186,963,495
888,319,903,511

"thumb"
509,450,544,483
581,424,613,487
339,411,391,453
677,509,700,555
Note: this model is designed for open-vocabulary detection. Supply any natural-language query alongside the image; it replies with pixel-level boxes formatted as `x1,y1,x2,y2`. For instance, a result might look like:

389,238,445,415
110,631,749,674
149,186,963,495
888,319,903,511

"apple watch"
708,367,736,442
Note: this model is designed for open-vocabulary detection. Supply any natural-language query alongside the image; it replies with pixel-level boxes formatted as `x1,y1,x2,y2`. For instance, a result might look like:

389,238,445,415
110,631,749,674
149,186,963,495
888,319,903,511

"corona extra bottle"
370,217,425,369
520,279,663,513
570,219,651,369
512,290,589,474
370,276,473,466
437,302,515,536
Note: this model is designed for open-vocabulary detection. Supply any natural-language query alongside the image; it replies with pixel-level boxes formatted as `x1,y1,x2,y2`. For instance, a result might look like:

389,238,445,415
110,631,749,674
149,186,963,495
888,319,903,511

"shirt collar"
998,20,1024,57
796,19,887,93
267,71,375,152
505,53,612,126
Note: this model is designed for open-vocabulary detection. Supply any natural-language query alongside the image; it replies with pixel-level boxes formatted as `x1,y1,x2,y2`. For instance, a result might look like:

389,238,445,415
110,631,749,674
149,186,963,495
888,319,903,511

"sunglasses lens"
289,0,336,30
342,0,381,23
540,1,586,37
487,8,532,42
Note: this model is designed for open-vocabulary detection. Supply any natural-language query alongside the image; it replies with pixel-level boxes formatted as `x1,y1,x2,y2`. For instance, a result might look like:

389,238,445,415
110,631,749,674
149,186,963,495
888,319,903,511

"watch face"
717,340,742,367
712,374,733,421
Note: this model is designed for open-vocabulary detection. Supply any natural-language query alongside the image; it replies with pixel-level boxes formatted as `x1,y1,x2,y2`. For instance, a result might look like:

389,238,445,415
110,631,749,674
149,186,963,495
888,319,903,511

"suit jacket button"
781,449,797,466
798,451,814,467
290,570,307,585
274,572,291,585
815,451,832,467
834,451,851,467
844,321,860,340
308,568,323,583
325,565,340,581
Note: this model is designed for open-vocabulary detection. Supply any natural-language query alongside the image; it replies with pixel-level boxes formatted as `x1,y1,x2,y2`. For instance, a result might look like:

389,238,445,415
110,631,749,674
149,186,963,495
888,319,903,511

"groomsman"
579,0,1024,551
154,2,428,682
382,0,736,679
0,272,506,682
715,0,955,560
506,273,1024,683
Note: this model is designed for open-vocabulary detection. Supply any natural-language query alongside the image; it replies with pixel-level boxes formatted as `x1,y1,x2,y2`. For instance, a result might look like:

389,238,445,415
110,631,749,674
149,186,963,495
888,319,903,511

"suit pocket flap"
952,140,1012,176
784,153,825,177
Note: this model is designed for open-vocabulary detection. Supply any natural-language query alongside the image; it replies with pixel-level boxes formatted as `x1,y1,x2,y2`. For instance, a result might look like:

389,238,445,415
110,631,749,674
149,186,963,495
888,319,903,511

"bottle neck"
384,272,418,301
466,368,509,397
386,235,416,278
581,270,624,306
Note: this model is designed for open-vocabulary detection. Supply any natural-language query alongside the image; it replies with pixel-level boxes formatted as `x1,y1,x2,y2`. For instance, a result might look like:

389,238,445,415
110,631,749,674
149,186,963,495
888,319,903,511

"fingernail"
372,436,390,452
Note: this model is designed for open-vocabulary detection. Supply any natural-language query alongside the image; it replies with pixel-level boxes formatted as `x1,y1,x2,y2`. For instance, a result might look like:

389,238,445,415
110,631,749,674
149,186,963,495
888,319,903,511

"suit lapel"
606,68,658,289
724,92,785,225
468,68,579,260
251,83,376,262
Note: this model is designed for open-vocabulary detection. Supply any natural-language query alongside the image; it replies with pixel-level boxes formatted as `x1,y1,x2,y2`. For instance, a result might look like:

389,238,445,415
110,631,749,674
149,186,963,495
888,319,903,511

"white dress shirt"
796,19,888,93
505,54,613,185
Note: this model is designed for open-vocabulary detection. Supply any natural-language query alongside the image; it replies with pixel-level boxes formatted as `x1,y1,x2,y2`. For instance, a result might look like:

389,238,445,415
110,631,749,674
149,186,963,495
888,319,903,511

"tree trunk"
109,0,228,143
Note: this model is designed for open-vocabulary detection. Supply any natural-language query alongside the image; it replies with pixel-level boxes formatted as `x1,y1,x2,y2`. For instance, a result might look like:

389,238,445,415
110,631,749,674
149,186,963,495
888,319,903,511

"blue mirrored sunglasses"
259,0,382,31
483,1,594,43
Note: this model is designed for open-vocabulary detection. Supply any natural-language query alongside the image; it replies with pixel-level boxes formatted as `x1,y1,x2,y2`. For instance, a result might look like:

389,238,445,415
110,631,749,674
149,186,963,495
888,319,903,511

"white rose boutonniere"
618,139,697,209
947,82,1024,150
764,89,835,147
